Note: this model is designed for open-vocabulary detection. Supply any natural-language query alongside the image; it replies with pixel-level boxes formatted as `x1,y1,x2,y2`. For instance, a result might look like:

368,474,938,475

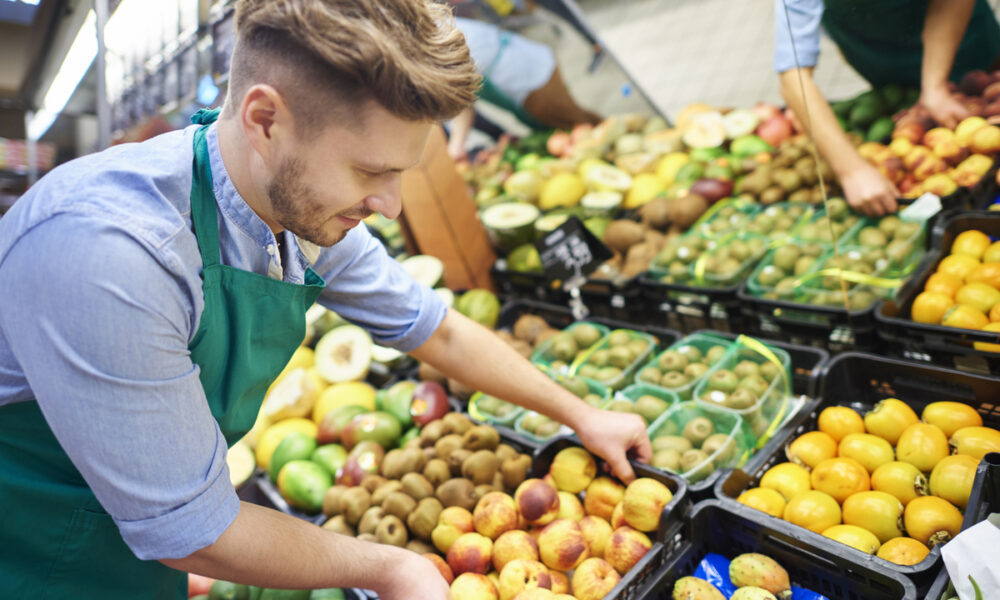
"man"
775,0,1000,216
0,1,649,598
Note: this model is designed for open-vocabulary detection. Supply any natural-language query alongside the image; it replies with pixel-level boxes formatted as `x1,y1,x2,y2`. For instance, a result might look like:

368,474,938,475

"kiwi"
376,515,408,547
406,539,436,554
636,395,669,424
680,449,710,472
372,480,403,506
733,360,760,380
513,314,548,344
651,449,682,471
495,444,517,463
322,515,355,537
573,323,603,348
759,186,785,205
358,506,386,535
726,388,758,410
447,449,473,477
462,450,500,485
419,420,448,447
443,413,474,436
702,433,735,464
382,491,418,521
322,485,348,517
683,417,715,446
422,458,452,488
403,437,422,450
339,487,372,526
436,478,478,510
400,472,435,501
399,447,429,474
652,435,692,453
361,474,387,494
406,497,443,541
501,454,532,491
684,363,709,379
434,434,464,459
380,449,408,480
462,425,501,451
606,400,637,414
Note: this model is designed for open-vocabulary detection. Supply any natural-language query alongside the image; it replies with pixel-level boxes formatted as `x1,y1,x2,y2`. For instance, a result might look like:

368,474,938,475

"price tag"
534,216,612,288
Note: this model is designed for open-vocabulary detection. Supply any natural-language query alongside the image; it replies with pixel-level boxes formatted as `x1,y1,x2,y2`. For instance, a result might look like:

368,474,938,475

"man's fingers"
606,450,636,484
632,428,653,464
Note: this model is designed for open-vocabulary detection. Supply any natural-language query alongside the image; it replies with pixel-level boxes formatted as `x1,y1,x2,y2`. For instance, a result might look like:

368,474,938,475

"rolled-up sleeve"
312,225,447,352
0,213,240,560
774,0,823,73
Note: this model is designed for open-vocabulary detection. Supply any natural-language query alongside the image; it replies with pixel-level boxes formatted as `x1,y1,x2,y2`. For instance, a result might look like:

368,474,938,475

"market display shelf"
638,274,746,335
640,500,917,600
877,212,1000,375
921,452,1000,600
714,352,1000,591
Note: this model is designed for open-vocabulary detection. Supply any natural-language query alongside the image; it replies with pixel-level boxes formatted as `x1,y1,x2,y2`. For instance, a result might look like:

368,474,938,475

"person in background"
775,0,1000,216
447,15,602,162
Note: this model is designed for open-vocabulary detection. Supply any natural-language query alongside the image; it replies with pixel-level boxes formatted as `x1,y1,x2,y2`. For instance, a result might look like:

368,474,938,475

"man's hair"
226,0,480,134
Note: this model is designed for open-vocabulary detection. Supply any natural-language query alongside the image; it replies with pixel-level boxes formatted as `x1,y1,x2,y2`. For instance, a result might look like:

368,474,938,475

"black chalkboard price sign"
534,216,612,288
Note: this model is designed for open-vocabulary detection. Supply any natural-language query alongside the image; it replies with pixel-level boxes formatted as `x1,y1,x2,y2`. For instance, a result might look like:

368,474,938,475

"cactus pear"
731,587,779,600
729,553,791,599
672,576,725,600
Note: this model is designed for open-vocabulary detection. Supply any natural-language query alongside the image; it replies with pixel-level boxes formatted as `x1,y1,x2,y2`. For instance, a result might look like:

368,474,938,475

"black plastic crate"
715,352,1000,591
639,275,746,335
641,500,917,600
491,261,566,304
877,212,1000,375
922,452,1000,600
530,438,689,600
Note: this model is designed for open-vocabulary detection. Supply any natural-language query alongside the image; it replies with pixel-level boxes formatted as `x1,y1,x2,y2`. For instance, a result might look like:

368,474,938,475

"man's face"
265,101,431,247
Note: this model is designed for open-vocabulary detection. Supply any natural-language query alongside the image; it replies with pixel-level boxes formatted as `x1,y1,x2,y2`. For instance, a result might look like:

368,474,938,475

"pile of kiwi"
696,203,756,238
574,329,653,387
537,322,606,372
650,416,736,482
796,247,892,310
653,234,768,287
849,215,923,270
752,243,827,299
635,342,728,391
742,203,811,242
602,393,672,426
698,359,781,436
734,135,840,205
320,413,532,553
796,198,860,243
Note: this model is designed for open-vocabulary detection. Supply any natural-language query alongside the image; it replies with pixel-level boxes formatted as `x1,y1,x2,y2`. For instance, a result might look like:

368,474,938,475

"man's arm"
447,106,475,163
919,0,976,128
410,309,652,482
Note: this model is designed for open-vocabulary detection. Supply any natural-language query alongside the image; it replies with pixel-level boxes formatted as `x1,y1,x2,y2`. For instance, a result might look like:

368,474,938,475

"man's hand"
373,551,450,600
920,84,970,129
840,161,900,217
572,406,652,484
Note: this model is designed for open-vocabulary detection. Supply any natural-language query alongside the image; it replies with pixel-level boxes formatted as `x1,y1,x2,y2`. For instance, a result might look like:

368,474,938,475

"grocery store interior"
2,1,1000,599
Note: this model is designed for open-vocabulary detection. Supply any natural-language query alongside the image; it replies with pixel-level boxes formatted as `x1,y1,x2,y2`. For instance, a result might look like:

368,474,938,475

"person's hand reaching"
840,161,900,217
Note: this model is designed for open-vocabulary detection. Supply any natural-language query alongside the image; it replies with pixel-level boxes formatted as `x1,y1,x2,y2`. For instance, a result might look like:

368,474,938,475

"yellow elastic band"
735,335,791,448
794,268,902,289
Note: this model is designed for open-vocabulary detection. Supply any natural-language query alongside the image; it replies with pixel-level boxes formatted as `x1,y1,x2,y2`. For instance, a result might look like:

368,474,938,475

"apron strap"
190,109,223,270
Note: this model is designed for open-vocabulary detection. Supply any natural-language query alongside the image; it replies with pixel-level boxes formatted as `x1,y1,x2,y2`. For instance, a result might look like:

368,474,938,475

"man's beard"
267,157,364,247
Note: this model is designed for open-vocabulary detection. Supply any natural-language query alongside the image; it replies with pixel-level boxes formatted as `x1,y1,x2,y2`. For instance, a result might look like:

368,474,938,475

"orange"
786,431,838,469
904,496,963,546
951,230,991,259
910,291,955,324
941,304,989,330
983,240,1000,263
896,423,950,472
877,537,930,566
924,271,963,297
955,282,1000,314
783,490,842,534
965,262,1000,290
811,457,871,503
871,461,928,506
817,406,865,442
936,254,980,281
929,454,978,509
973,322,1000,352
863,398,919,445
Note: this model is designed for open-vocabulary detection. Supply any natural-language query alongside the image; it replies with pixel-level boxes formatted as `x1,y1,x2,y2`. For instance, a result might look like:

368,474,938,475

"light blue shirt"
774,0,823,73
0,123,446,560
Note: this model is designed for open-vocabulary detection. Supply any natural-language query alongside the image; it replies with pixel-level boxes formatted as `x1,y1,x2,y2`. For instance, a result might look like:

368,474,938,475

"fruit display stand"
714,352,1000,592
641,500,917,600
877,212,1000,375
922,451,1000,600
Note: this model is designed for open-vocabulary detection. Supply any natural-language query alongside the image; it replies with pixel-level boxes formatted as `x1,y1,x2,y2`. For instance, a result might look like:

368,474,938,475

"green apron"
0,108,325,599
478,31,548,131
821,0,1000,87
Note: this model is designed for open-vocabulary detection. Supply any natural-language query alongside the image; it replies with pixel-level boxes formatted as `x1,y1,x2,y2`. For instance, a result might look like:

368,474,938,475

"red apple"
689,178,733,204
412,381,450,427
756,115,793,147
960,70,992,96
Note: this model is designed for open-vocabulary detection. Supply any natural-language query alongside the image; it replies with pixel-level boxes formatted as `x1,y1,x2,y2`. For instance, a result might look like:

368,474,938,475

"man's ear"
239,84,294,163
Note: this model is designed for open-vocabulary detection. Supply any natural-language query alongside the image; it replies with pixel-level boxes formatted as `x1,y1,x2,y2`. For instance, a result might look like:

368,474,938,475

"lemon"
577,158,609,180
623,173,667,209
539,172,586,210
259,367,326,422
226,441,256,488
255,417,318,470
284,345,315,372
312,380,377,423
655,152,690,186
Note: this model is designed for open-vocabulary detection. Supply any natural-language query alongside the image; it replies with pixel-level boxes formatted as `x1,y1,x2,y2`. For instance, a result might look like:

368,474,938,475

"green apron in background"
0,108,325,598
821,0,1000,87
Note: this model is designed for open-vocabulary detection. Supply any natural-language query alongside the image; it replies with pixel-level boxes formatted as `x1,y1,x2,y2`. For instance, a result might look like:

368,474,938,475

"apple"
411,381,450,427
579,515,613,558
433,507,475,554
498,559,552,600
571,557,622,600
583,477,624,520
450,573,498,600
447,532,494,575
549,446,597,493
492,530,539,572
752,102,782,123
424,553,455,585
556,492,584,521
622,478,673,533
604,526,652,575
515,479,560,526
538,519,590,571
969,125,1000,154
474,492,520,540
756,115,793,147
549,571,570,595
922,173,959,197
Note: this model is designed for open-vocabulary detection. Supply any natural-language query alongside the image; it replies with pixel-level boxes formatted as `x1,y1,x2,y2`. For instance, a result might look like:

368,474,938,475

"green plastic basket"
647,400,754,483
633,333,733,400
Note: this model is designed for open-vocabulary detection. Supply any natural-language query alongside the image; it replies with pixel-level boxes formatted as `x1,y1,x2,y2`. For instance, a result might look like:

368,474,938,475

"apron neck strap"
190,109,223,269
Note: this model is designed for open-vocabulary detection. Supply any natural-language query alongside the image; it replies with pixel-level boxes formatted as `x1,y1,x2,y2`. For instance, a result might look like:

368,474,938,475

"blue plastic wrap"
693,553,829,600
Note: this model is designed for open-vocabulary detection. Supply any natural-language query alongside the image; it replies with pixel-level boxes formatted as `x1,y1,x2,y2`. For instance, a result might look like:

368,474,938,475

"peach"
604,526,652,575
902,145,933,171
511,590,555,600
956,117,989,145
498,559,552,600
549,446,597,493
447,532,494,575
984,100,1000,118
583,477,624,520
571,557,622,600
984,81,1000,104
515,479,560,526
556,492,585,521
969,125,1000,154
898,174,920,195
902,182,925,199
923,127,956,148
956,154,995,176
923,173,959,197
424,553,455,585
538,519,590,571
932,139,970,166
913,155,949,181
579,515,614,558
475,492,520,540
492,530,540,572
450,573,499,600
622,478,673,533
888,137,914,158
549,571,570,595
433,507,475,554
893,121,926,145
610,501,627,529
